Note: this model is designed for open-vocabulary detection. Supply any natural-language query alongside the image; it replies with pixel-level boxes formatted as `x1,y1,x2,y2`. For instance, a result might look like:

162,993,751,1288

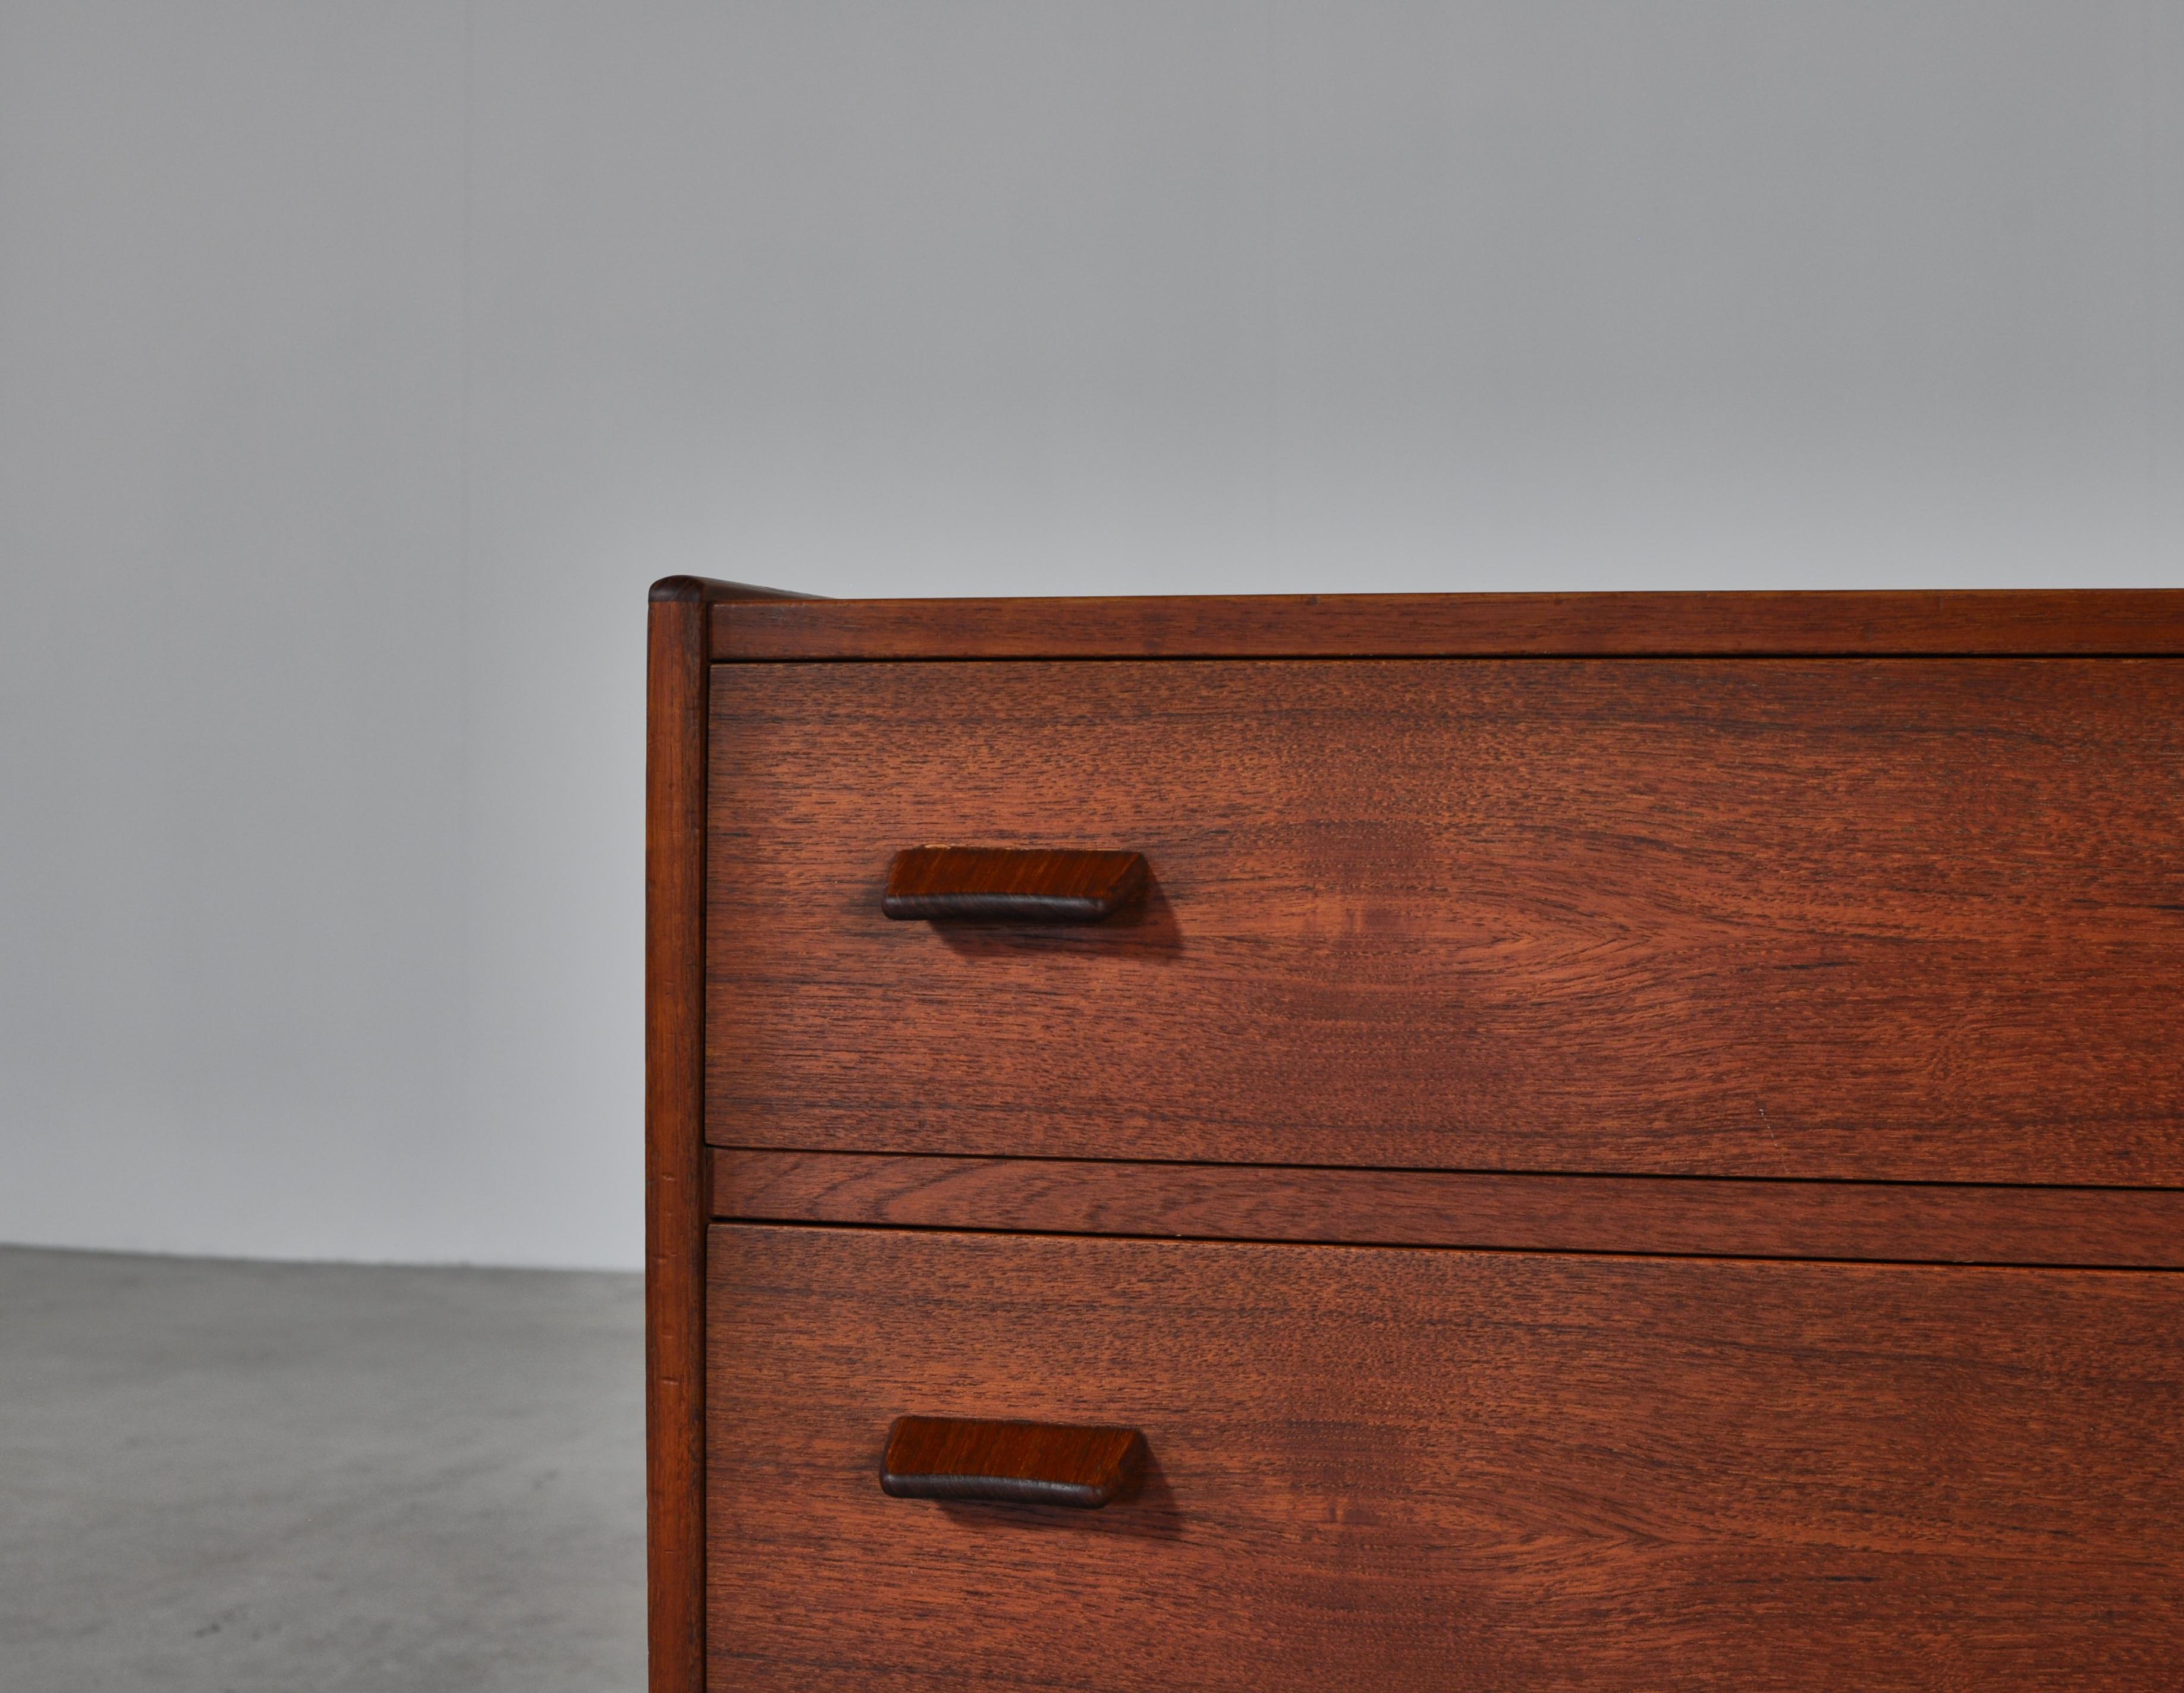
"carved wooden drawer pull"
882,846,1148,923
879,1415,1148,1508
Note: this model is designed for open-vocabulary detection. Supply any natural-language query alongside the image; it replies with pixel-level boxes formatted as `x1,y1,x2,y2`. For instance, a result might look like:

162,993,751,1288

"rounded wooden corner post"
648,575,816,1692
646,580,711,1693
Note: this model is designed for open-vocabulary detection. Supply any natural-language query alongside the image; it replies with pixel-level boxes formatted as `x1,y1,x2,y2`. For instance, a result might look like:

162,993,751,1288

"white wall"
4,2,2180,1269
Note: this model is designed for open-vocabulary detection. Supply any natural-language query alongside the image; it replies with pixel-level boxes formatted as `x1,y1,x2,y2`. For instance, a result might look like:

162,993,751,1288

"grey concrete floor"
0,1245,644,1692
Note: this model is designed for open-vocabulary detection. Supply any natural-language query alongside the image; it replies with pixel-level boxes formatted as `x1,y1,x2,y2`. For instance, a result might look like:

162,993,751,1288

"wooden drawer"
707,657,2184,1184
706,1223,2184,1692
655,589,2184,1693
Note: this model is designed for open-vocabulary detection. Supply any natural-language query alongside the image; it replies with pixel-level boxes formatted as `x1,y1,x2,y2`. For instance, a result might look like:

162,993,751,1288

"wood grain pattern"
706,658,2184,1184
881,1415,1147,1508
711,1147,2184,1269
646,576,802,1693
707,1224,2184,1692
884,846,1149,923
712,588,2184,662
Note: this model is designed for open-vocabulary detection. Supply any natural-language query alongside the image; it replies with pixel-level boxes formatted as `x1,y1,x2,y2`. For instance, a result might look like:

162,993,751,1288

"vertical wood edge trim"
645,596,709,1693
709,1148,2184,1269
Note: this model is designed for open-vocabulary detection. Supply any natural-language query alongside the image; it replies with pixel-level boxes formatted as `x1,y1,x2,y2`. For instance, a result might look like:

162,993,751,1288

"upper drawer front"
708,1225,2184,1692
707,658,2184,1184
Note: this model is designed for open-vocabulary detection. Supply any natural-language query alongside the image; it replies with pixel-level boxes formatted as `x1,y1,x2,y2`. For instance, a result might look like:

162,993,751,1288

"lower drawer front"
706,1225,2182,1692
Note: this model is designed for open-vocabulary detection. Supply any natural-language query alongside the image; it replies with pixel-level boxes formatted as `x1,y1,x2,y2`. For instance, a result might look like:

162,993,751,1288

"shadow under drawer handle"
880,1415,1148,1508
882,847,1149,923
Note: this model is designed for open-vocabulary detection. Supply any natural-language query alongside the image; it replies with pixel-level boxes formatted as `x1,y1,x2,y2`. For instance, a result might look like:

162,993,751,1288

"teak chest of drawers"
646,581,2184,1692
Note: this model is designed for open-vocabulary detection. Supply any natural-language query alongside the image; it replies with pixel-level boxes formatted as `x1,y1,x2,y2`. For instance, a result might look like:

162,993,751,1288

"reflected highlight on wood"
881,1415,1147,1508
883,846,1149,923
